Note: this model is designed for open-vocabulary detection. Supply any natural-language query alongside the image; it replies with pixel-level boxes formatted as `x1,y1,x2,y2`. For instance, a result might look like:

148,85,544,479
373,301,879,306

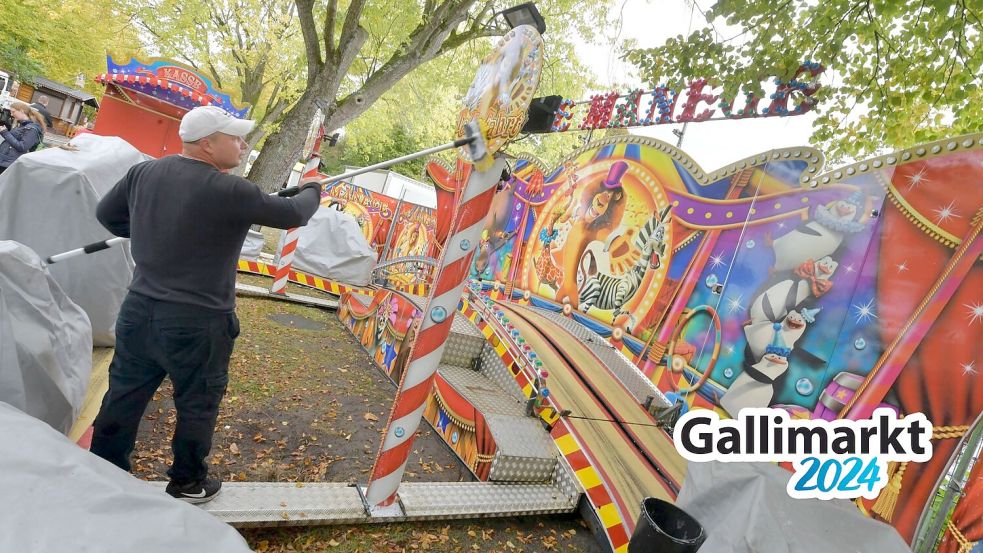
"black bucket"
626,497,706,553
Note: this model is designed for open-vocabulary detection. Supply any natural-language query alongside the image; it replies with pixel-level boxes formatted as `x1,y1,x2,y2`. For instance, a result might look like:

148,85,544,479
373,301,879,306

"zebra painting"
577,206,671,318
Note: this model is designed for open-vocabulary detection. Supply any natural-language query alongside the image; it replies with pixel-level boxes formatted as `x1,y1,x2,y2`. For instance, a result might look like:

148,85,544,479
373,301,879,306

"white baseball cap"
179,105,255,142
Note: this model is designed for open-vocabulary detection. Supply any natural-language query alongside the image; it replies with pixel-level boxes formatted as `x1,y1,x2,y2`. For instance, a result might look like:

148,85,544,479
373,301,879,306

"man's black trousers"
91,292,239,485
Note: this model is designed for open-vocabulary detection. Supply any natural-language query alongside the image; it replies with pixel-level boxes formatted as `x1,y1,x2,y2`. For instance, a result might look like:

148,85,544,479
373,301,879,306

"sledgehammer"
276,122,485,197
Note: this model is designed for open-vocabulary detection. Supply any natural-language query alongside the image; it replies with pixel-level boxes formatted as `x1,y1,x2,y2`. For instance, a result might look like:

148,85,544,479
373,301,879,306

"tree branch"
295,0,323,84
337,0,368,56
324,0,338,61
324,0,479,125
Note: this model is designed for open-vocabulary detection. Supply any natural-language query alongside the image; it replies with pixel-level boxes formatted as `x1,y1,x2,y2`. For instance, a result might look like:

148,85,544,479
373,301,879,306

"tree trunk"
245,90,322,192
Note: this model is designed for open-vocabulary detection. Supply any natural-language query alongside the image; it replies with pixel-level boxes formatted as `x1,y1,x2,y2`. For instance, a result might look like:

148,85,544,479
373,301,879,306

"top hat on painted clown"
603,161,629,190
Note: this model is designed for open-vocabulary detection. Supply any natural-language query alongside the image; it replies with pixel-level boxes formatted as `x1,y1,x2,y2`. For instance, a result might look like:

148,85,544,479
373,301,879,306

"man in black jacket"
30,95,54,129
90,105,322,504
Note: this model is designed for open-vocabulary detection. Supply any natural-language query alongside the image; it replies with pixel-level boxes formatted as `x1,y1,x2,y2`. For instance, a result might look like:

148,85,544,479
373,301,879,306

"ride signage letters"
550,62,825,132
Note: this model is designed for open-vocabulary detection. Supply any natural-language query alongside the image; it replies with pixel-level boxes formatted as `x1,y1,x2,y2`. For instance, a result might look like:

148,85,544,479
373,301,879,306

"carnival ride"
7,23,978,553
231,130,983,552
226,81,983,553
227,24,983,553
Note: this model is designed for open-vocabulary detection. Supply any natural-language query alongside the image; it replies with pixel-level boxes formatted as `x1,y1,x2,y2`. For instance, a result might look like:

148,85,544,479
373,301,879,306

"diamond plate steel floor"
437,364,558,483
442,314,485,369
147,481,577,527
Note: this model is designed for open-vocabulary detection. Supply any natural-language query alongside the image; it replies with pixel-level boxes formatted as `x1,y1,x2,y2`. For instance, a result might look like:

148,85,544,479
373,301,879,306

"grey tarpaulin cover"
0,401,251,553
0,133,148,346
290,205,377,286
240,228,266,260
674,462,911,552
0,241,91,434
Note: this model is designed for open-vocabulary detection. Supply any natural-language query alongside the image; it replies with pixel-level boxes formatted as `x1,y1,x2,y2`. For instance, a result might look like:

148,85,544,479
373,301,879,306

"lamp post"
500,2,546,34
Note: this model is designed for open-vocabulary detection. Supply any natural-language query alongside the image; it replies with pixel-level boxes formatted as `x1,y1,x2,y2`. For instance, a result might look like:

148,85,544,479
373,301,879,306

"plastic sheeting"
0,133,148,346
0,241,92,434
674,462,912,552
240,228,265,260
291,205,377,286
0,401,252,553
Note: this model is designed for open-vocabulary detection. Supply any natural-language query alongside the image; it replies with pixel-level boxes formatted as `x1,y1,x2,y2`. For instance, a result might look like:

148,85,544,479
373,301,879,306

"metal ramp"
437,364,559,483
437,311,563,483
235,282,339,310
147,481,577,527
442,311,486,369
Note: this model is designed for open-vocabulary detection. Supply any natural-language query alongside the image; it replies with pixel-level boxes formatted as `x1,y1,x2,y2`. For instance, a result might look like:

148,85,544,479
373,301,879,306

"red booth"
91,56,249,158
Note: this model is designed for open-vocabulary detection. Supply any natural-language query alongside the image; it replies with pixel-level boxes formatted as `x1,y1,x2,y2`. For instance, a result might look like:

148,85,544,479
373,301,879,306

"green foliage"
121,0,307,128
318,1,605,181
113,0,615,189
0,0,142,93
624,1,983,162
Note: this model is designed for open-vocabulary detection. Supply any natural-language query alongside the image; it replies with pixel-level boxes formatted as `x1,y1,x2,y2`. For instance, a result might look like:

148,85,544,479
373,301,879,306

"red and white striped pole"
270,156,322,295
364,154,506,508
364,25,543,510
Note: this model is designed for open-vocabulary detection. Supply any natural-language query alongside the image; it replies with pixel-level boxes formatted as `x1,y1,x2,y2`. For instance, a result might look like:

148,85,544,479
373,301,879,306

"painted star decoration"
933,200,961,225
967,302,983,325
852,298,877,325
709,252,727,269
725,294,745,314
905,168,930,191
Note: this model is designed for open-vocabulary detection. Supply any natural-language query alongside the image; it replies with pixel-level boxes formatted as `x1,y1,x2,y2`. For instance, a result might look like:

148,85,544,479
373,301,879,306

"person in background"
90,105,322,504
0,100,46,175
30,95,54,129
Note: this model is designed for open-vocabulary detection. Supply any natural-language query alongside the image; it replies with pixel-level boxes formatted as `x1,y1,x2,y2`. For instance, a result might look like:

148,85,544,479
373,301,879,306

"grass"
128,265,602,552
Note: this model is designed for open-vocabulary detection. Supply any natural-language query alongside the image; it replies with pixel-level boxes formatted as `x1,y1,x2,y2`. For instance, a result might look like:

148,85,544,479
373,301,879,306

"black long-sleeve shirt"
96,155,320,311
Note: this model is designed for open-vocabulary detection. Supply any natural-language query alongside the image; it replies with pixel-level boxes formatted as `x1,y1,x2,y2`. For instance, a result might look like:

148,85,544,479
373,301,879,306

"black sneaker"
166,478,222,504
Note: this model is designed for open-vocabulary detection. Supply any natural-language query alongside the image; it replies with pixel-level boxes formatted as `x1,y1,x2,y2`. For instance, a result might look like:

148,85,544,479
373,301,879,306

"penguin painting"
770,191,868,273
721,324,794,416
743,307,819,361
748,256,837,325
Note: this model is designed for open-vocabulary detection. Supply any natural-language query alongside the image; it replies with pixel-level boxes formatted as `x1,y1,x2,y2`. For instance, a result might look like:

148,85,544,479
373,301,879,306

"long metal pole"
45,237,128,264
278,137,475,198
47,137,479,264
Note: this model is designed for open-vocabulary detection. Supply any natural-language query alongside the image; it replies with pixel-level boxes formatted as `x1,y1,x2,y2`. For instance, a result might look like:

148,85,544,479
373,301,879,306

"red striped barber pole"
270,228,299,295
270,155,322,295
364,24,543,509
365,157,507,507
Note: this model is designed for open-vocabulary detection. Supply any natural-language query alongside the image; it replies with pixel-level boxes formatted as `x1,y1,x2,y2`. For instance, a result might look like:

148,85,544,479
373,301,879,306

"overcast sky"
573,0,819,173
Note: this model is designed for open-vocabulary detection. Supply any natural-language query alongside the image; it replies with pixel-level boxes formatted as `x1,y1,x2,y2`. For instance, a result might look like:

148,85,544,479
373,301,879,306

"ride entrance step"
436,363,557,483
441,312,486,369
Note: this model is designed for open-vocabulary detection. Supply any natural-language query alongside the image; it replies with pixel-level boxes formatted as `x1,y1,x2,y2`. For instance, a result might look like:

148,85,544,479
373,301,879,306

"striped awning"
94,73,214,107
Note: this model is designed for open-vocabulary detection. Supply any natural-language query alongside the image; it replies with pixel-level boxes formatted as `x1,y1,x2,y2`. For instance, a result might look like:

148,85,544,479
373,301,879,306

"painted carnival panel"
514,141,681,333
650,135,983,541
338,290,420,381
322,181,397,252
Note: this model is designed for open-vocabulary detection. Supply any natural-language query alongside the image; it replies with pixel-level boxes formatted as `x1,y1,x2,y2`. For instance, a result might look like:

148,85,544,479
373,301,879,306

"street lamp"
500,2,546,35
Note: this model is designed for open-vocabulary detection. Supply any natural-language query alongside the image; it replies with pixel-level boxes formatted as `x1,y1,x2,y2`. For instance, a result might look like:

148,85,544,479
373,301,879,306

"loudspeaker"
521,95,563,134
